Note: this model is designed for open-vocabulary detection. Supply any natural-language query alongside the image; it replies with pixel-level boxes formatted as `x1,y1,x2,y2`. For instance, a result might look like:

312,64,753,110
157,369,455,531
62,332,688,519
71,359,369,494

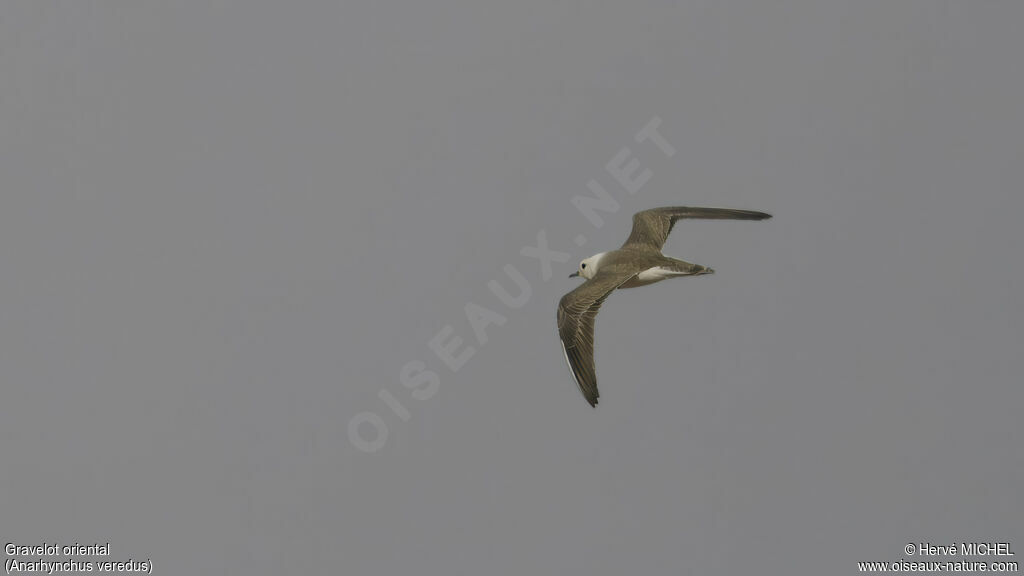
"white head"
569,252,606,280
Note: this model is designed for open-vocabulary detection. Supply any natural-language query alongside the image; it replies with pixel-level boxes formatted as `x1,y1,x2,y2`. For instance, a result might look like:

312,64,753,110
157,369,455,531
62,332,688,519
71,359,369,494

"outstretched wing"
557,270,637,407
623,207,772,250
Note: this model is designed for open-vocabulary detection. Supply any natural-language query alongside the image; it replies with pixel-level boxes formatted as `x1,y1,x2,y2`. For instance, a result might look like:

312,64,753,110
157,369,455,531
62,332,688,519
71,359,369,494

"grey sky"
1,2,1021,575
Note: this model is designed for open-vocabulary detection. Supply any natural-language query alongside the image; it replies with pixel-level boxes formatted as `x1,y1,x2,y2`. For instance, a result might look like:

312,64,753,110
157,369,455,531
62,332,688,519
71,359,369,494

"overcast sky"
2,2,1022,575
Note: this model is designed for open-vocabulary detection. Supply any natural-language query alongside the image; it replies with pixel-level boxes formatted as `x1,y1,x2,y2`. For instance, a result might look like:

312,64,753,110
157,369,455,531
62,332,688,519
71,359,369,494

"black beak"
569,272,579,278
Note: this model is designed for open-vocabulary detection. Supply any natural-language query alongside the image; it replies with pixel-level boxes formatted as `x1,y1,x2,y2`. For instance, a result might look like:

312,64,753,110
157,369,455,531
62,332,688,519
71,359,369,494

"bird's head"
569,252,605,280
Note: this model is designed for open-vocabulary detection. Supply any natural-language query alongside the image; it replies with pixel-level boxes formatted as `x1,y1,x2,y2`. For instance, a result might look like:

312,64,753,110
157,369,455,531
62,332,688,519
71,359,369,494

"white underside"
623,266,691,287
636,266,686,282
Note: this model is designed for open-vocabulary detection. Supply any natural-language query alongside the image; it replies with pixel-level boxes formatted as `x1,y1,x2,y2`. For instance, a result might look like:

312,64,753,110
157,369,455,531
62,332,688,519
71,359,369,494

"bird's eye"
581,263,587,269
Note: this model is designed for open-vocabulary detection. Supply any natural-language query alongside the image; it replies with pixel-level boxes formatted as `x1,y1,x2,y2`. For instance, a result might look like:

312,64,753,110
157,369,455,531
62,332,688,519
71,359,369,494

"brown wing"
622,207,772,250
557,270,637,407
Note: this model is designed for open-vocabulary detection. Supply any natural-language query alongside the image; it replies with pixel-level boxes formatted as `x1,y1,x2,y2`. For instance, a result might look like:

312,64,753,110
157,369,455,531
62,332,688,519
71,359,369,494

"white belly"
622,266,686,288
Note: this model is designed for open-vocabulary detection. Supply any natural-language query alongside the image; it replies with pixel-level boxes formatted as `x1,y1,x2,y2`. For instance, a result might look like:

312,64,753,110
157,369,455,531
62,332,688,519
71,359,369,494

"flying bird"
558,206,771,406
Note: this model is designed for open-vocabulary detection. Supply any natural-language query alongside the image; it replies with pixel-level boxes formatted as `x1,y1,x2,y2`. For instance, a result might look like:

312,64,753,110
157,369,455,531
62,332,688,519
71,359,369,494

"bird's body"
558,206,771,406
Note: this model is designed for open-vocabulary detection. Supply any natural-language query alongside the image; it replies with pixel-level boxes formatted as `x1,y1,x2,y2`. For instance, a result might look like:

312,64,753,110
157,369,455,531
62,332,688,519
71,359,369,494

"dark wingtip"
735,209,772,220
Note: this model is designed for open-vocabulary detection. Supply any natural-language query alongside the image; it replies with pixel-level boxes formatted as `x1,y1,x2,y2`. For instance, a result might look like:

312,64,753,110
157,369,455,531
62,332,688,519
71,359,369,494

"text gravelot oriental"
6,543,111,556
